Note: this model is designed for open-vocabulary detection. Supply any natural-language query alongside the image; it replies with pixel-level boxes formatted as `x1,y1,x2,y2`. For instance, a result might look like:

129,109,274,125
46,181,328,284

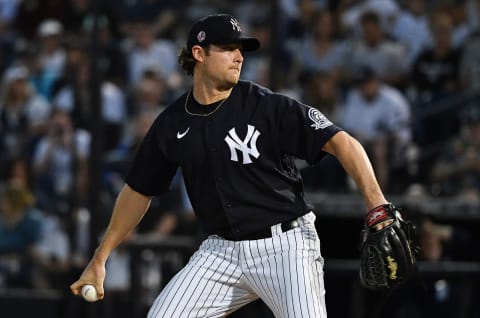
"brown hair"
178,46,211,76
178,47,195,76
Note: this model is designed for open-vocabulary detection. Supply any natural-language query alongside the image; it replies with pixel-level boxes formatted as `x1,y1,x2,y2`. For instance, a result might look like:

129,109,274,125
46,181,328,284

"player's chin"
229,77,240,86
219,77,239,90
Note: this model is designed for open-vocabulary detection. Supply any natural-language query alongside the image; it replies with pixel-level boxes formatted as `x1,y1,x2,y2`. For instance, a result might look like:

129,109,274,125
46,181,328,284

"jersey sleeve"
277,95,343,165
125,117,178,196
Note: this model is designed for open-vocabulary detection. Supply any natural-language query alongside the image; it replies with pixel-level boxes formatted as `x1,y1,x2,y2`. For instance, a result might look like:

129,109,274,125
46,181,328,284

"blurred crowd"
1,0,480,316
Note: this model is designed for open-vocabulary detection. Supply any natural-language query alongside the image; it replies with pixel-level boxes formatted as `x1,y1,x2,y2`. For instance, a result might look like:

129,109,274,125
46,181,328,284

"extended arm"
70,184,152,299
325,132,420,290
322,131,388,210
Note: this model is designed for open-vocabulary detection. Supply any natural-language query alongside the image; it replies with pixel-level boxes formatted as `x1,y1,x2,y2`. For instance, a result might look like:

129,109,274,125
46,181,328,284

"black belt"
220,218,301,241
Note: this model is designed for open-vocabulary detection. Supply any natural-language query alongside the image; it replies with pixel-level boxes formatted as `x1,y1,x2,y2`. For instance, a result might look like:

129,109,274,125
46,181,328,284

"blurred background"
0,0,479,317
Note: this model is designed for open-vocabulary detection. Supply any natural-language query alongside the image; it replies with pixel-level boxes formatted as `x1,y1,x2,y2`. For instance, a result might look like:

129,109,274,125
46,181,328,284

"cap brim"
239,37,260,51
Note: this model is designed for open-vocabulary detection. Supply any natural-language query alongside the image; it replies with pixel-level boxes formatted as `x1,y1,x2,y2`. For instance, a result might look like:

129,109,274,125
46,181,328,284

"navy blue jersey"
126,80,342,239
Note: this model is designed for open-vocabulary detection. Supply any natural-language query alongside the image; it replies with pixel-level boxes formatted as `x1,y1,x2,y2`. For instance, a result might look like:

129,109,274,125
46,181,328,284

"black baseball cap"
187,14,260,52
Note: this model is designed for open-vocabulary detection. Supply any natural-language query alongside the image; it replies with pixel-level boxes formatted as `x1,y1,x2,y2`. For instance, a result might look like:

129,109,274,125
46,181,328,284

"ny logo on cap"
230,18,242,32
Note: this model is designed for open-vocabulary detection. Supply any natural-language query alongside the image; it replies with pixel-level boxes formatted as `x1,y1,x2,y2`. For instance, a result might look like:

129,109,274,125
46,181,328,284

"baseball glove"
359,203,418,290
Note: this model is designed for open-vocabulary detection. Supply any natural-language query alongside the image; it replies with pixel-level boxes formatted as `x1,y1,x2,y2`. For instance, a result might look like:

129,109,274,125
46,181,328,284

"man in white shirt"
390,0,431,68
340,66,411,190
345,10,407,87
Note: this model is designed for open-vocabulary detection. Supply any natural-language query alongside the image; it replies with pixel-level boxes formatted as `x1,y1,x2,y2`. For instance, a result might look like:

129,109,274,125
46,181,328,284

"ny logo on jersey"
229,18,242,32
224,125,260,164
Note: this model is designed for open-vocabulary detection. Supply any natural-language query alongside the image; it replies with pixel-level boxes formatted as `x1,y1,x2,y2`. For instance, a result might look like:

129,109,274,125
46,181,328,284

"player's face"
202,43,244,89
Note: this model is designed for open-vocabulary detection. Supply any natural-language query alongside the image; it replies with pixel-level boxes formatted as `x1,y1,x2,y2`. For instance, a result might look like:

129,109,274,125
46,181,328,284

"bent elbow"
323,131,360,156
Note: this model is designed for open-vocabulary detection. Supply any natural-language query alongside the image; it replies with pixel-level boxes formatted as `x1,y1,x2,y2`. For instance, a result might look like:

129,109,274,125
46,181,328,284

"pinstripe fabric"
148,212,327,318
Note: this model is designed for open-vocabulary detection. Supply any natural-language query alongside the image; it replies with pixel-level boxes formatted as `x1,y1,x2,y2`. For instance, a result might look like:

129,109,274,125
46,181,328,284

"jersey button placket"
205,117,230,214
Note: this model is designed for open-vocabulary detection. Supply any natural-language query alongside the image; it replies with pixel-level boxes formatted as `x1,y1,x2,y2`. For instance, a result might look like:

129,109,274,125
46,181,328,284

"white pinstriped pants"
147,212,327,318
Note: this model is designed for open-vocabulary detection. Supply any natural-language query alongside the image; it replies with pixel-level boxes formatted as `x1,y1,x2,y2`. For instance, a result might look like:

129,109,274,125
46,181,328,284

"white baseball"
81,284,99,302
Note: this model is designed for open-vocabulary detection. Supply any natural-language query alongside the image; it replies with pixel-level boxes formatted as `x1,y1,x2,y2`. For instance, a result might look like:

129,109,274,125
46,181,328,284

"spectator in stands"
52,45,127,152
302,71,342,121
50,39,90,129
284,0,319,40
32,109,90,215
0,0,20,28
390,0,431,68
239,16,279,89
299,71,348,191
33,19,66,100
102,71,168,177
0,156,70,291
409,10,463,175
102,104,164,199
430,105,480,200
1,156,33,190
410,10,461,104
344,10,407,87
81,14,127,86
30,207,71,289
125,18,179,90
0,181,42,288
448,1,472,49
0,65,51,165
14,0,66,39
132,70,169,115
292,9,347,81
98,77,128,152
339,66,411,191
339,0,400,37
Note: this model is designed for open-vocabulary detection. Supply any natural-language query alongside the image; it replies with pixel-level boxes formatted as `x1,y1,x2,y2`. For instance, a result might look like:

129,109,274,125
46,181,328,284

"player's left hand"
359,203,418,290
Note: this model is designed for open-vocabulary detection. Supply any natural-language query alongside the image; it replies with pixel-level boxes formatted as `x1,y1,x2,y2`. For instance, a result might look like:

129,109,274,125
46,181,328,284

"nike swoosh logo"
176,127,190,139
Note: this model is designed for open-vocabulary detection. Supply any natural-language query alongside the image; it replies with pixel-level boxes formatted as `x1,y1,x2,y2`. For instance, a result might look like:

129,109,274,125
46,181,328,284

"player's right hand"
70,258,106,300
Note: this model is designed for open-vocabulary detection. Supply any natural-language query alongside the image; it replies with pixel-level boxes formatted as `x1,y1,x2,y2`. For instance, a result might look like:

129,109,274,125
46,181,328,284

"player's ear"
191,45,205,63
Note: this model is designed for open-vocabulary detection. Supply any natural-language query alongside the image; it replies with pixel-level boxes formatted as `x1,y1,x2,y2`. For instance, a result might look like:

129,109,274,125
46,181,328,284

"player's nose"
234,49,243,63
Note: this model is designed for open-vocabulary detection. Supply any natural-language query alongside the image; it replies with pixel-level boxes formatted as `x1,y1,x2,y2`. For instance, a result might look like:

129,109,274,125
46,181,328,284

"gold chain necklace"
184,91,227,117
